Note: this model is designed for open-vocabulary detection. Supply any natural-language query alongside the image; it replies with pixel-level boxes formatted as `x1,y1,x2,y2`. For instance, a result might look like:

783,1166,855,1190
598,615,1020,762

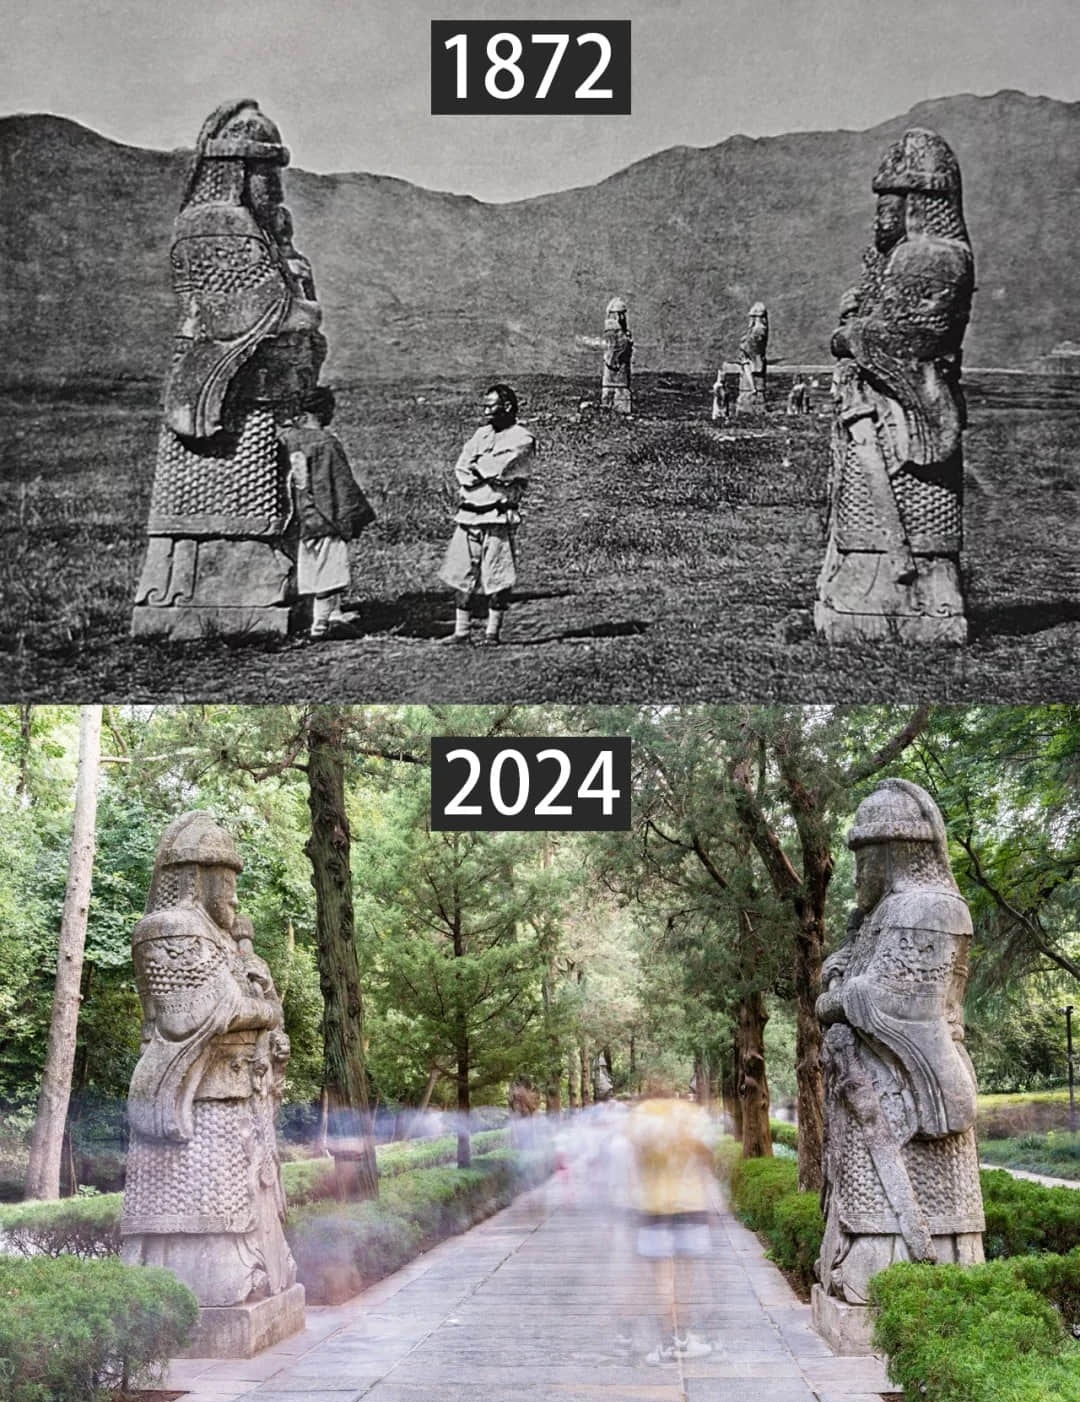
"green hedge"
0,1130,516,1256
725,1155,822,1294
870,1254,1080,1402
981,1168,1080,1258
0,1255,197,1402
0,1194,123,1259
769,1119,800,1152
287,1148,552,1303
282,1128,509,1205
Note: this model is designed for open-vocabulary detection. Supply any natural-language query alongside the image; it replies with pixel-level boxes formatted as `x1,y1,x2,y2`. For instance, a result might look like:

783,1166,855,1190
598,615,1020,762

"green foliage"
0,1193,122,1258
282,1130,510,1206
729,1156,799,1231
0,1255,198,1402
769,1119,799,1151
713,1136,742,1185
981,1168,1080,1258
870,1257,1080,1402
769,1190,825,1287
726,1152,821,1294
979,1130,1080,1181
287,1148,551,1303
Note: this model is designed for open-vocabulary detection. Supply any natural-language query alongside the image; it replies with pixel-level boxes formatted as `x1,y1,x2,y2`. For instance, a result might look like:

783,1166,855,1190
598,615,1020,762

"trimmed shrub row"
721,1135,1080,1302
870,1253,1080,1402
981,1167,1080,1258
287,1147,553,1303
724,1153,823,1295
0,1255,198,1402
0,1129,515,1257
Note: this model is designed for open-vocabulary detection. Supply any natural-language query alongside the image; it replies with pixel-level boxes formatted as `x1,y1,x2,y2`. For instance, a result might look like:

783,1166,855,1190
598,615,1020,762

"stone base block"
132,605,293,641
811,1283,880,1356
179,1284,305,1358
814,599,967,645
815,546,967,645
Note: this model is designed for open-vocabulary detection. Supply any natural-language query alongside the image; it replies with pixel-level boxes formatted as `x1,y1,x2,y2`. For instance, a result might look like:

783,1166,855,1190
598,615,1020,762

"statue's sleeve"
840,894,977,1137
843,239,973,371
163,204,291,439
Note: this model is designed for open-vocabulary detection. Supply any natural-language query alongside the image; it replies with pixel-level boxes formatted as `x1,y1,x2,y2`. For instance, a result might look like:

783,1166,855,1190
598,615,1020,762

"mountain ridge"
2,91,1077,382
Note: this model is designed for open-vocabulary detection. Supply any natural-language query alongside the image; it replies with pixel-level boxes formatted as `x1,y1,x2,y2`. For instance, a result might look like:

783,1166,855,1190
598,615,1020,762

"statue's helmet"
142,812,242,916
606,296,629,315
181,100,289,208
847,778,947,853
872,127,961,198
154,811,244,873
748,301,768,320
196,100,290,166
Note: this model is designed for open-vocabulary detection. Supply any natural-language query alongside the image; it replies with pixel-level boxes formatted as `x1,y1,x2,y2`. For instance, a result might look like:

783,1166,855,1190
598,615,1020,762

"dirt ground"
2,370,1078,702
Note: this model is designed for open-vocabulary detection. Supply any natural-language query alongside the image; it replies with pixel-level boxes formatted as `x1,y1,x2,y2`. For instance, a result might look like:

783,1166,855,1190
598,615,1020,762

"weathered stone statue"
121,812,304,1356
132,100,327,640
737,302,769,410
815,128,974,644
601,295,633,414
811,779,984,1354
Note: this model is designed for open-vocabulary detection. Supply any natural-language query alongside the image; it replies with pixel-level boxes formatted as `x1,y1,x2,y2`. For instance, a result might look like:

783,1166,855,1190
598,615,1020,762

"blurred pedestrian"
625,1077,719,1364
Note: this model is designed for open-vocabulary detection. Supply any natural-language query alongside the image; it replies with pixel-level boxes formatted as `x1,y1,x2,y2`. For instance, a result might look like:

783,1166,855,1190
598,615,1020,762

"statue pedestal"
811,1284,880,1356
815,547,967,645
179,1284,306,1359
132,603,294,640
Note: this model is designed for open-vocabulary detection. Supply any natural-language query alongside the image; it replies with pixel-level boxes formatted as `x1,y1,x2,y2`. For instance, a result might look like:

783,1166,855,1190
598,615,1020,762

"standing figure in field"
815,128,974,644
601,296,634,414
813,779,984,1335
122,813,302,1346
439,383,535,645
737,302,769,411
133,100,328,640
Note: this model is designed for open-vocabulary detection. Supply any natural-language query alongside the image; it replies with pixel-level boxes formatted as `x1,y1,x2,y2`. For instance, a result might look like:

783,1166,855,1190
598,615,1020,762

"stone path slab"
163,1185,896,1402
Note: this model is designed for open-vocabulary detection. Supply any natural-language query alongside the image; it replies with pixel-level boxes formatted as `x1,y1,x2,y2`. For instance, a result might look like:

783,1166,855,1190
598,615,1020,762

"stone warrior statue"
815,128,974,644
132,101,327,640
122,813,303,1350
812,779,984,1339
737,301,769,410
601,296,634,414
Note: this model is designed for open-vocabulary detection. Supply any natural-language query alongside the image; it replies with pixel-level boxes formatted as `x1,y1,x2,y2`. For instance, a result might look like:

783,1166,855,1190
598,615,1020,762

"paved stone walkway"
163,1185,894,1402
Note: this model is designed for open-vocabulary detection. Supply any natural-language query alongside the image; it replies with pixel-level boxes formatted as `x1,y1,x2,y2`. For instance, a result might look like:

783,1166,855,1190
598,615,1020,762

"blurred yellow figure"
625,1089,718,1364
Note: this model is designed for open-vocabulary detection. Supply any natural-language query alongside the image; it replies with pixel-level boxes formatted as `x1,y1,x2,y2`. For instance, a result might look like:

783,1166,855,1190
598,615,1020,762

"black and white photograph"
2,0,1078,701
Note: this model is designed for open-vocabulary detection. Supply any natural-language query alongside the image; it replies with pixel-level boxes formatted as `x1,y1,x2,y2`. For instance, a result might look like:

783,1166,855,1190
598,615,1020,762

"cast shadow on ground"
968,600,1080,642
335,589,575,641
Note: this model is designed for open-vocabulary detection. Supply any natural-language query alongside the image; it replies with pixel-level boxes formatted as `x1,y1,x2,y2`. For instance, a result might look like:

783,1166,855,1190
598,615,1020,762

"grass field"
2,370,1079,701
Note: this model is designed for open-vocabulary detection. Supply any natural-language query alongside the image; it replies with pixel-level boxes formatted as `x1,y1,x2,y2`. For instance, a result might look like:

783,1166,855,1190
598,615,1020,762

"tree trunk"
579,1044,591,1106
456,1029,471,1168
792,871,828,1191
541,969,562,1115
694,1054,711,1108
723,1034,742,1140
737,991,773,1159
305,708,378,1201
567,1050,578,1109
25,705,102,1200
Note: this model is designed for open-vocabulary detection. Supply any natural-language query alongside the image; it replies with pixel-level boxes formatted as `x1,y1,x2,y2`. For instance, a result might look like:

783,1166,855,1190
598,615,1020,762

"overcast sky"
4,0,1078,202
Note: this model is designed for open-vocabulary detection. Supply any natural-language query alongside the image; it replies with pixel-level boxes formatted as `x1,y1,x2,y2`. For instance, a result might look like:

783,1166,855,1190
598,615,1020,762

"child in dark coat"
279,387,375,638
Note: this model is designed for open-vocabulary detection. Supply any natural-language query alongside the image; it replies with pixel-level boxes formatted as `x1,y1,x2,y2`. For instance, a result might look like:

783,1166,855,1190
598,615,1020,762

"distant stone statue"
601,296,633,414
121,812,304,1355
811,779,984,1352
815,128,974,644
737,301,769,410
133,100,328,640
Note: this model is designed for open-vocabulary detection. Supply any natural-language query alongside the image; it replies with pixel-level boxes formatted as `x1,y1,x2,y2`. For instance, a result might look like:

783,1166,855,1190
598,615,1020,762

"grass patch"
4,371,1080,700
